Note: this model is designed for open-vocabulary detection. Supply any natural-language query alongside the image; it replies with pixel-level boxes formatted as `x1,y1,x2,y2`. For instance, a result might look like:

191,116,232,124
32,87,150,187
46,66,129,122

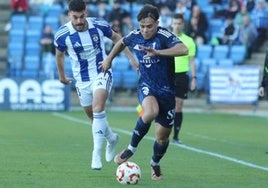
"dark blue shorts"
137,82,175,128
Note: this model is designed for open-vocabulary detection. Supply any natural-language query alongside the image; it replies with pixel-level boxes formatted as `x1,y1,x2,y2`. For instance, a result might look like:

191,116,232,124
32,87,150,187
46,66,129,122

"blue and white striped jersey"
123,27,182,97
54,17,113,83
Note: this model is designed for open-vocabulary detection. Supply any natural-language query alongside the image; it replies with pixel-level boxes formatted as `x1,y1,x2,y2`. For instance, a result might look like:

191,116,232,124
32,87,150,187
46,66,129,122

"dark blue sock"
130,117,151,147
173,112,183,140
152,140,169,163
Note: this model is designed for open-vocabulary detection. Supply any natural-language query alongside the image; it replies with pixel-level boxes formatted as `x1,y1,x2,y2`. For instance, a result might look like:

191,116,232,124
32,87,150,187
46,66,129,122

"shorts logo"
142,86,149,95
167,109,175,125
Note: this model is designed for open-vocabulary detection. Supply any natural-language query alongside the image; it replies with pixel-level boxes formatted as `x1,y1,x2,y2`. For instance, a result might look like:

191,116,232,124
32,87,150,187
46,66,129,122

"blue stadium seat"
212,45,229,61
218,58,234,67
26,29,42,43
209,19,224,39
46,4,63,17
11,15,27,30
28,16,44,31
196,0,210,7
184,9,191,21
201,58,219,91
24,55,40,69
9,56,23,77
88,4,98,16
131,4,143,19
229,45,247,65
194,58,201,73
9,29,25,43
121,4,130,12
8,42,24,57
196,72,206,91
196,45,213,60
201,5,214,19
40,53,56,79
112,55,130,71
45,16,60,33
200,58,217,74
258,16,268,29
25,42,41,56
122,70,138,90
21,55,40,78
112,70,122,89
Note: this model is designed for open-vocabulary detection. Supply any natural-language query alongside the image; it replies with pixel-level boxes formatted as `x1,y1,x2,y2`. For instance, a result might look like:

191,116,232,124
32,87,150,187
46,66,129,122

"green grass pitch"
0,109,267,188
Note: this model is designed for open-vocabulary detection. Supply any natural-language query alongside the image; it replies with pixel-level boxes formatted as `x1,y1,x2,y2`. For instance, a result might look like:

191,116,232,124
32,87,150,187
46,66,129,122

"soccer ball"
116,161,141,185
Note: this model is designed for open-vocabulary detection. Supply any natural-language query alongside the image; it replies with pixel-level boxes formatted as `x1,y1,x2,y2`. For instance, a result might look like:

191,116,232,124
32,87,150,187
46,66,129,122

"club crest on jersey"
92,34,99,42
142,86,149,95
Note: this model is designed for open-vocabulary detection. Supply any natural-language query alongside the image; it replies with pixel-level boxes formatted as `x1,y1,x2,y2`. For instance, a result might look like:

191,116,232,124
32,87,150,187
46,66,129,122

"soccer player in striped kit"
54,0,138,170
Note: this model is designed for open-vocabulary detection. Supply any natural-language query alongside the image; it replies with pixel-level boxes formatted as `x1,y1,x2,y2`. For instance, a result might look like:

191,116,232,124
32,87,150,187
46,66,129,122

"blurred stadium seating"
5,0,267,92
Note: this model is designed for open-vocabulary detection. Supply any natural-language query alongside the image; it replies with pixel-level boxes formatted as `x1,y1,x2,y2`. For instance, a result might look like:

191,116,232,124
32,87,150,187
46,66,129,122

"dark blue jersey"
123,27,182,97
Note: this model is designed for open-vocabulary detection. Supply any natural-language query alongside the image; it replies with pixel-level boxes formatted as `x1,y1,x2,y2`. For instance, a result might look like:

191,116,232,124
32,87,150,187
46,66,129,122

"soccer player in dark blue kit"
100,4,188,180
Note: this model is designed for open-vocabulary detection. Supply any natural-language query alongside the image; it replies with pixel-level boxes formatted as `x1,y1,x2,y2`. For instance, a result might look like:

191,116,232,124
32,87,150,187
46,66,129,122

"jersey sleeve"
54,25,68,52
92,18,113,38
122,30,136,47
160,28,182,48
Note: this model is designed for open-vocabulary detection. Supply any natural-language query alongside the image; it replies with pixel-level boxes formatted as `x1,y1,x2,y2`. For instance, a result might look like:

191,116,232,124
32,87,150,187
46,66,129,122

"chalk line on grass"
52,112,268,172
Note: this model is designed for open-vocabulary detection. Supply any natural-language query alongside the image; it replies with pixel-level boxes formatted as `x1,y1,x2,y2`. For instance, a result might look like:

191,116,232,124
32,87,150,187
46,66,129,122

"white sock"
150,159,159,166
105,126,116,143
127,144,137,153
92,111,107,152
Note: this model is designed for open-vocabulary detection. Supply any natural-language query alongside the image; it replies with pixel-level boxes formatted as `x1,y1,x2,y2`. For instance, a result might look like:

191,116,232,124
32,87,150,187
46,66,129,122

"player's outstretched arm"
110,31,139,72
100,38,126,74
55,49,72,84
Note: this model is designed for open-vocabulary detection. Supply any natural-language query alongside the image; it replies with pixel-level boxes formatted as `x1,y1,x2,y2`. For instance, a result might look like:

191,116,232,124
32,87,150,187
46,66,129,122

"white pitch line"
52,112,268,172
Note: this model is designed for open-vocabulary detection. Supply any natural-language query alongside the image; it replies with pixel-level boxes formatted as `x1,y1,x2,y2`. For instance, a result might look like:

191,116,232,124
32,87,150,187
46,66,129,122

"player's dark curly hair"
137,4,159,22
68,0,86,12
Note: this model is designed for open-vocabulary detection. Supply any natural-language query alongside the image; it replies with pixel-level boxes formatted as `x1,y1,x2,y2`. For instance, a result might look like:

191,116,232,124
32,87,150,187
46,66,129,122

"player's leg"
92,88,116,143
174,73,189,143
83,105,105,170
92,73,119,164
114,95,158,165
76,85,104,170
150,97,174,180
150,123,171,180
130,96,158,147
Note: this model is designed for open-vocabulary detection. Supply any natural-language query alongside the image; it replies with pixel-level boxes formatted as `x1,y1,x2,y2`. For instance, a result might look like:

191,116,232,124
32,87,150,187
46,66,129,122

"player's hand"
139,45,157,58
59,77,73,85
99,59,112,75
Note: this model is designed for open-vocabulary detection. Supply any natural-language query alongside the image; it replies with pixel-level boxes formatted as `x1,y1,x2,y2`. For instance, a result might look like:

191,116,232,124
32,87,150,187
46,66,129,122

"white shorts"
75,72,113,107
